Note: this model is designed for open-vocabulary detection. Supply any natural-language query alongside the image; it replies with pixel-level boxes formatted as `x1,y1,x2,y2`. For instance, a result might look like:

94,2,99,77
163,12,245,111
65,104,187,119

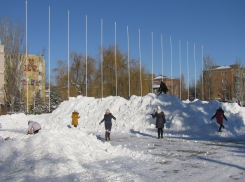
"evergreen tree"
30,90,47,114
49,87,63,112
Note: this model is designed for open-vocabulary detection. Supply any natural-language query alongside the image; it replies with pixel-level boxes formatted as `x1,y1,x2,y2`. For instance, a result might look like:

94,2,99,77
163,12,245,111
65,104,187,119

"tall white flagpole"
127,26,130,97
152,32,153,93
179,40,181,100
115,22,117,96
86,15,87,97
26,0,28,113
170,37,173,95
194,43,196,100
202,45,204,101
68,10,70,99
139,29,142,97
101,19,103,98
161,34,163,82
48,6,50,112
187,41,189,100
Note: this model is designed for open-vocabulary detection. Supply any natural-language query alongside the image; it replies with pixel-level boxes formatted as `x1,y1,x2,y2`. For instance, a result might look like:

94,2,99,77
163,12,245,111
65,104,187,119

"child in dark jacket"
211,107,227,132
99,109,116,141
151,106,166,138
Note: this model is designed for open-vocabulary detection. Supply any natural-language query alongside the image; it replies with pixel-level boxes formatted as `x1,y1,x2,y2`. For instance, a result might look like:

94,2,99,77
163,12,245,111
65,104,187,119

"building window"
221,71,226,76
222,79,227,83
168,80,171,86
222,86,227,90
223,93,227,100
153,81,159,85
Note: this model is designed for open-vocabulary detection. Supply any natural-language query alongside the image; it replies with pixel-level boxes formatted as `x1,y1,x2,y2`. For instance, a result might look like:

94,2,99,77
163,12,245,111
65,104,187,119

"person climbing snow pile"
151,106,166,138
27,121,41,134
211,107,228,132
71,110,80,128
99,109,116,141
157,81,168,96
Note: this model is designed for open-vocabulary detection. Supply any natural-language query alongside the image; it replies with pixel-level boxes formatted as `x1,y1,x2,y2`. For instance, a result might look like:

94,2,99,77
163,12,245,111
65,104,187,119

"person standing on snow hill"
71,110,80,127
151,106,166,138
27,121,41,134
99,109,116,141
211,107,227,132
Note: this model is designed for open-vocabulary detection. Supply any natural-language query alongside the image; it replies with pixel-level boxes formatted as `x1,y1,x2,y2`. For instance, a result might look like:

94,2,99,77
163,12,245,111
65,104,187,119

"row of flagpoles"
25,1,205,113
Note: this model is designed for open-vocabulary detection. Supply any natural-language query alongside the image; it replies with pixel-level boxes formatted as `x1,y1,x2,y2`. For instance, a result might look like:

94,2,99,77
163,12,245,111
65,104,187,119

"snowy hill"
49,93,245,138
0,93,245,181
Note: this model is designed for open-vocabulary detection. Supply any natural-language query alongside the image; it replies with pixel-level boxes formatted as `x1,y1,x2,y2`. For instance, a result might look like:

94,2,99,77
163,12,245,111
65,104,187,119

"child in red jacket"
211,107,227,132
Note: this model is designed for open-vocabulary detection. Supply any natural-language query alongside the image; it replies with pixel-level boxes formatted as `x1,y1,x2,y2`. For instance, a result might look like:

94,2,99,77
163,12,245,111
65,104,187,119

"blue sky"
1,0,245,84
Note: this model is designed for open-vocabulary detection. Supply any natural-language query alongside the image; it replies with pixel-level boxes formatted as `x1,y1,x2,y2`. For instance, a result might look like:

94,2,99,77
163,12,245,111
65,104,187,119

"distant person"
151,106,166,138
99,109,116,141
211,107,227,132
238,100,241,106
71,110,80,127
158,81,168,96
27,121,41,134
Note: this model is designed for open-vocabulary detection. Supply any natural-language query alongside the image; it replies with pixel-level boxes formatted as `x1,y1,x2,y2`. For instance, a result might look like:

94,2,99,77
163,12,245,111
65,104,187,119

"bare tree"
53,52,96,99
180,74,188,100
70,52,96,96
52,46,151,99
189,79,196,101
94,45,150,99
196,74,204,100
52,60,69,99
203,54,216,101
234,58,245,105
0,15,24,112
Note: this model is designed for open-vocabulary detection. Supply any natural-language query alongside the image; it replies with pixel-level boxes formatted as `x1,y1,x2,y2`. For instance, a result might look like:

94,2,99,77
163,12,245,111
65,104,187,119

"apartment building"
204,64,245,103
0,43,45,110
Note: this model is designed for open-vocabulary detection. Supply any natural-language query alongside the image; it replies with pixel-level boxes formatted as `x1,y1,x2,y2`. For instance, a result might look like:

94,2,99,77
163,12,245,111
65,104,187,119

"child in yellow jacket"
71,110,80,127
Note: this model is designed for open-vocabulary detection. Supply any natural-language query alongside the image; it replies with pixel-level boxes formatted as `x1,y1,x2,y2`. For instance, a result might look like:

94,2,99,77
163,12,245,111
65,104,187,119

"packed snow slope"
0,93,245,181
2,93,244,140
51,93,244,138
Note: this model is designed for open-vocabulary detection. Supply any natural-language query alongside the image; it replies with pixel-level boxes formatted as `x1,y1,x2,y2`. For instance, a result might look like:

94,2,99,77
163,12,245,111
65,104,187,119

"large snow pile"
0,113,147,181
0,93,245,181
49,93,244,138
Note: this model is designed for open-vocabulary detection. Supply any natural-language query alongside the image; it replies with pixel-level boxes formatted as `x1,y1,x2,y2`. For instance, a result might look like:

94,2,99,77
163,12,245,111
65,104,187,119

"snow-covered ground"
0,93,245,181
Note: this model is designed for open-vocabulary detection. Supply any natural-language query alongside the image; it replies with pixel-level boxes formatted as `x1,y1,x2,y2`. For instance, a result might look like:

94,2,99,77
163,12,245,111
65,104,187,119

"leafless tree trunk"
234,58,245,105
196,74,204,100
180,74,188,100
203,55,216,101
0,15,24,112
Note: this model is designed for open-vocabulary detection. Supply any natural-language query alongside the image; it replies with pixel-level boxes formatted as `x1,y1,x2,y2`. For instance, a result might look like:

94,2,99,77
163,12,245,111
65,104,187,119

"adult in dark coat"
151,106,166,138
211,107,227,132
99,109,116,141
158,81,168,95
